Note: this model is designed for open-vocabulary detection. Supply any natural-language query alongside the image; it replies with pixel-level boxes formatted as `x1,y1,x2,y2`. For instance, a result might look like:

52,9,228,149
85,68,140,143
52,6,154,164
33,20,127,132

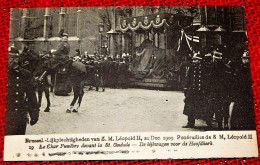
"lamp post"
196,25,211,55
98,22,104,55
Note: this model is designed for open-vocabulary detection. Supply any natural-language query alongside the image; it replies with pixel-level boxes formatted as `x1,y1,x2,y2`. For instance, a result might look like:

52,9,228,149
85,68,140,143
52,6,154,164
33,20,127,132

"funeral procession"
6,6,255,135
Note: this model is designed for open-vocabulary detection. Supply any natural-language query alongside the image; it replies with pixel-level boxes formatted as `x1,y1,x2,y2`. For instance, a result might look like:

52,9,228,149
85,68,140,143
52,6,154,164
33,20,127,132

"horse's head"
19,48,41,73
21,48,40,62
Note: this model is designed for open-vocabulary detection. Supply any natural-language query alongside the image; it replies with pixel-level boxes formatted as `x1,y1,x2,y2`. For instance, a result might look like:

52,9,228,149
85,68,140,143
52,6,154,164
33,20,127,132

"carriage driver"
37,33,71,81
6,45,39,135
52,33,70,68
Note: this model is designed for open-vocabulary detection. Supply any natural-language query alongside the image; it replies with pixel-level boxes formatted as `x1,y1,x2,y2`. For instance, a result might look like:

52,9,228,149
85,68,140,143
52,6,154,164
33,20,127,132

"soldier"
230,50,255,130
183,52,204,128
72,49,81,59
179,56,192,91
53,33,70,66
117,58,130,89
202,53,215,128
75,48,80,56
80,51,88,63
211,50,234,130
37,33,71,80
6,46,39,135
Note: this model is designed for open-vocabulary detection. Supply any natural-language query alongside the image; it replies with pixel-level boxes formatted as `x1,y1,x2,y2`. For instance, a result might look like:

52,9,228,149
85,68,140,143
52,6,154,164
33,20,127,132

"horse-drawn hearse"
119,13,199,89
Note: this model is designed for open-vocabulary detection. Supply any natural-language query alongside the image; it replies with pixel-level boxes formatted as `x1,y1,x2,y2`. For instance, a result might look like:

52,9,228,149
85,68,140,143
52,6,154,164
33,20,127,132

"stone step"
129,78,181,90
131,81,171,88
130,78,168,84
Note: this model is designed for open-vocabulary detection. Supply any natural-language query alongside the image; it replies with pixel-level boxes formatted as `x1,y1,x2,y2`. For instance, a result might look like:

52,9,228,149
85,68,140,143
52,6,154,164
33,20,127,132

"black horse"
34,59,53,112
35,54,92,113
20,49,52,112
66,66,86,113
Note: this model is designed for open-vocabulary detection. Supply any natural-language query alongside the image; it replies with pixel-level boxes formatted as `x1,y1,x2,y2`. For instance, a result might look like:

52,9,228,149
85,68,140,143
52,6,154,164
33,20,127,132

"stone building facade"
9,7,102,56
9,6,246,58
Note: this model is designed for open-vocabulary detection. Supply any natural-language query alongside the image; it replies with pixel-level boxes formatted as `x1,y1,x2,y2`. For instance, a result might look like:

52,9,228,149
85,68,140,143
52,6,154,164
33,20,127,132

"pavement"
26,88,208,135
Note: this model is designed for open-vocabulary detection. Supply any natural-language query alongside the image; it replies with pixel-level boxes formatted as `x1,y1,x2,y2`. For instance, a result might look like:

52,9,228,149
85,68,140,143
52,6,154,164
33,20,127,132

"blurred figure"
231,50,255,130
73,49,80,58
211,49,234,130
202,52,214,128
6,46,39,135
117,58,130,89
179,56,192,91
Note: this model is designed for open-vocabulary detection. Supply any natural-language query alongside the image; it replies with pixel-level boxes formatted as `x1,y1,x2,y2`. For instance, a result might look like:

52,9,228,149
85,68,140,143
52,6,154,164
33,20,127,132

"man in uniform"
72,49,81,60
74,49,80,57
80,51,88,64
38,33,71,80
231,50,255,130
211,50,234,130
202,53,215,128
179,56,192,91
183,52,204,128
53,33,70,67
6,46,39,135
117,57,130,89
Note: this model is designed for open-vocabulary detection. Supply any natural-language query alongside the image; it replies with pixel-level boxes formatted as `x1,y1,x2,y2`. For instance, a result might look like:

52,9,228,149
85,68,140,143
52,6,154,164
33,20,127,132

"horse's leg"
50,73,55,92
73,84,84,113
102,75,106,92
38,88,43,108
78,90,84,107
100,76,104,92
67,84,79,113
95,74,99,91
44,86,51,112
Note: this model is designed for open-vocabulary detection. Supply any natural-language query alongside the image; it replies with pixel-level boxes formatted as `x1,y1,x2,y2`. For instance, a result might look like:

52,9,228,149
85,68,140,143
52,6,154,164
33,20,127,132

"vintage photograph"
6,6,255,136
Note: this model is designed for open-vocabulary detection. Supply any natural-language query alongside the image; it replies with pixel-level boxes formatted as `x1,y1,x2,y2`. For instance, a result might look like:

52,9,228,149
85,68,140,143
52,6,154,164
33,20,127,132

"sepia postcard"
4,6,258,161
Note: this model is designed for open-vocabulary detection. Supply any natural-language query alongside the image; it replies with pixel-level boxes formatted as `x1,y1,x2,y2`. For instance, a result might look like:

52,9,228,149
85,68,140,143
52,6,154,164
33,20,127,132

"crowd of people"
182,47,255,130
5,31,256,136
71,50,133,89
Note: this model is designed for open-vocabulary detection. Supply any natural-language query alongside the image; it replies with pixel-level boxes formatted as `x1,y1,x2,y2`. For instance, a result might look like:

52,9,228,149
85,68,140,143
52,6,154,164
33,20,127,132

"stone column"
122,33,125,53
200,6,206,26
43,8,50,50
76,7,82,38
20,8,29,39
109,34,115,57
59,7,66,32
108,8,118,57
43,8,50,40
9,8,19,41
76,7,82,51
111,8,116,32
131,31,136,56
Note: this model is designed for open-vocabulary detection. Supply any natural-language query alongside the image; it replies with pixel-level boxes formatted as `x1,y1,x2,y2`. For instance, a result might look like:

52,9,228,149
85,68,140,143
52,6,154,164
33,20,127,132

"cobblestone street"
26,88,209,135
